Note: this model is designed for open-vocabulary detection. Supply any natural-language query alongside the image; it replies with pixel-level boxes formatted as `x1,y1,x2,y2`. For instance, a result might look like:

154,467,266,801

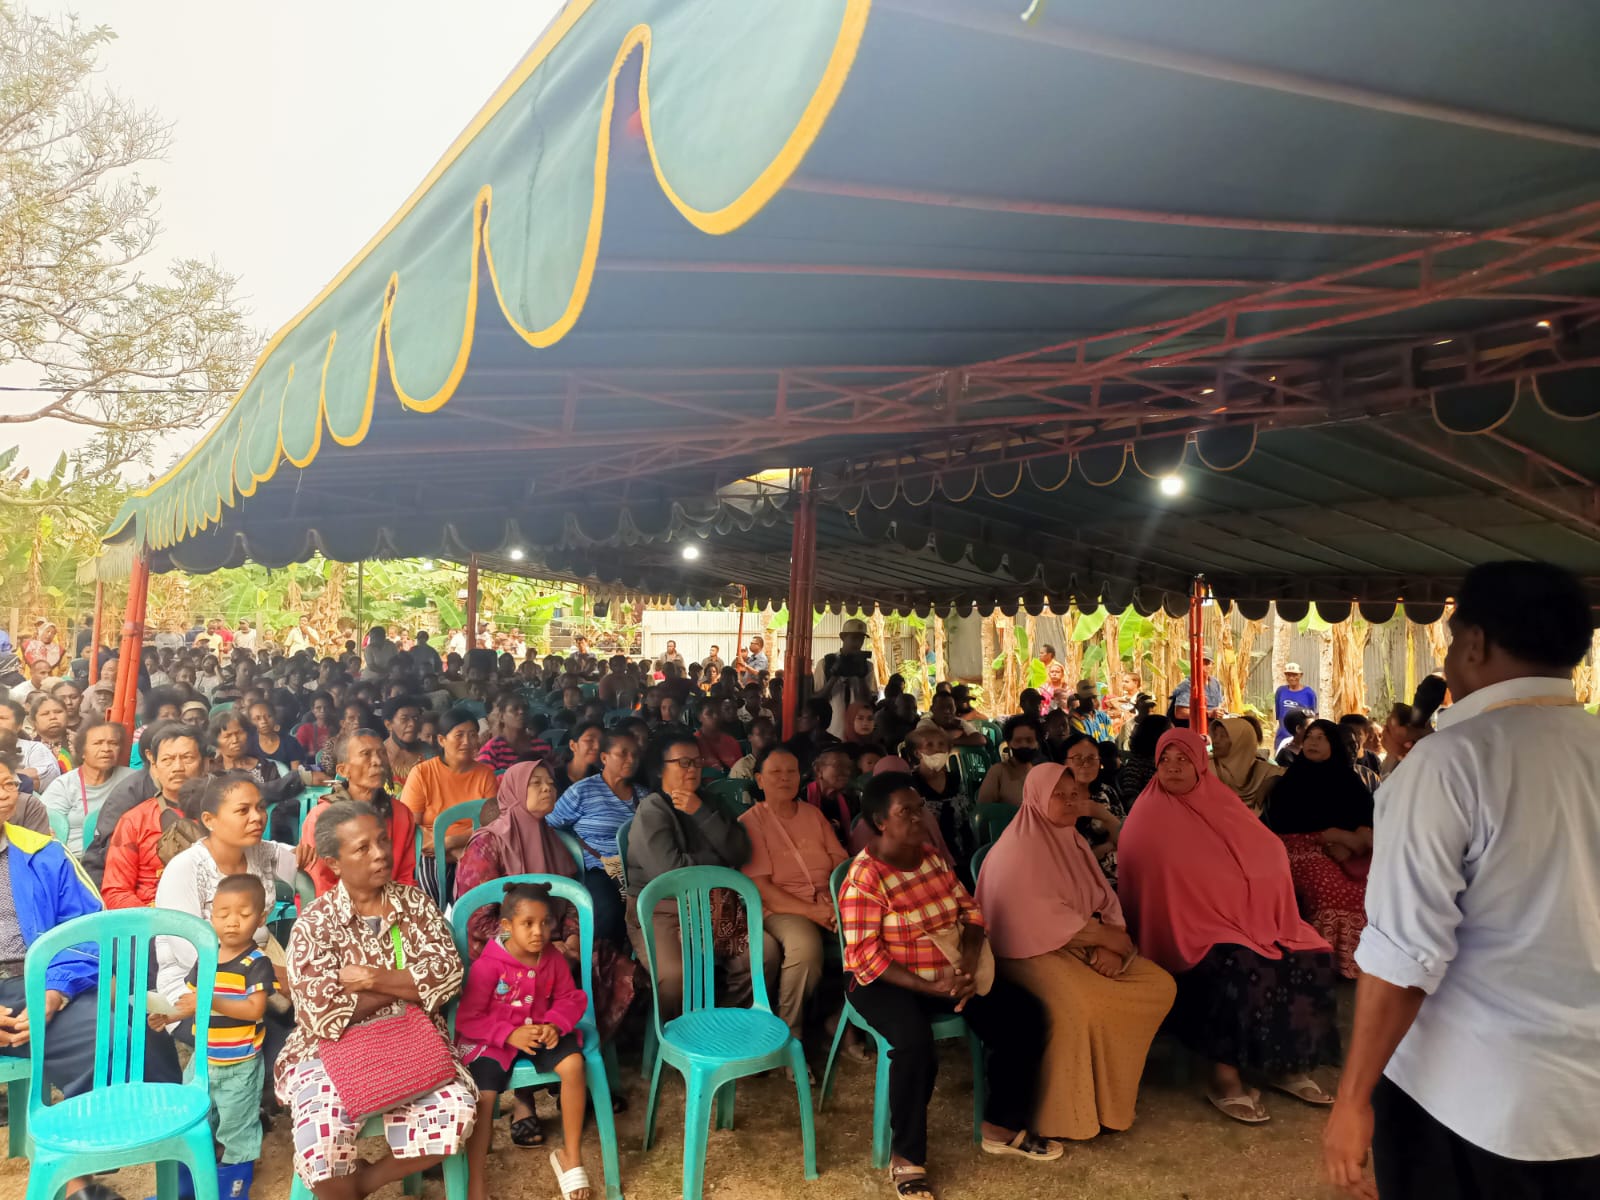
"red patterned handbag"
319,1003,457,1121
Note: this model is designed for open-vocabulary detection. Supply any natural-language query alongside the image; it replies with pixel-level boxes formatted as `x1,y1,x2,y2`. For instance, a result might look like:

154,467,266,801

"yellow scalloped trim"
112,0,872,550
1192,423,1259,472
1429,380,1518,435
1130,435,1190,479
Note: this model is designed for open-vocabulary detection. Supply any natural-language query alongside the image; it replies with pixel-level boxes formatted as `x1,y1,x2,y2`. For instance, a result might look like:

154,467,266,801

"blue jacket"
6,823,102,999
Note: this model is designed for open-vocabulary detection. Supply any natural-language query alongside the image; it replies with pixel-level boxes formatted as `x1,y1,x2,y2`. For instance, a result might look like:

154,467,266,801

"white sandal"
549,1150,592,1200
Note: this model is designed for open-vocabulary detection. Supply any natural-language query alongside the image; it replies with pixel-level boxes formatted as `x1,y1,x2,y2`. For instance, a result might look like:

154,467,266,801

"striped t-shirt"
186,947,277,1064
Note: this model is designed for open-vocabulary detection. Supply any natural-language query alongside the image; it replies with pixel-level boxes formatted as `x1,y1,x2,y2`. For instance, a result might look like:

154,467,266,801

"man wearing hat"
815,617,876,738
1169,648,1224,723
1274,661,1318,746
1069,679,1114,742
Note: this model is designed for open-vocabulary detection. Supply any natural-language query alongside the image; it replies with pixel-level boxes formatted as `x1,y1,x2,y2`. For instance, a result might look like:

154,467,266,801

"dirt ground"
0,990,1358,1200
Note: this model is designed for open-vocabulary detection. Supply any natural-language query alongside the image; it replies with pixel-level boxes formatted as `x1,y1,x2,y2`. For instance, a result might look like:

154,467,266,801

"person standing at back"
1324,561,1600,1199
1274,662,1317,746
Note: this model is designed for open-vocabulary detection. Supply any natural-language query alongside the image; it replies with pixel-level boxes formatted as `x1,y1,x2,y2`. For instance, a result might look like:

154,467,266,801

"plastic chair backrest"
636,866,771,1035
970,841,993,882
26,908,218,1106
579,683,599,701
702,778,753,820
972,802,1019,846
605,709,633,728
554,828,585,873
451,873,596,1007
615,818,632,891
46,808,69,846
80,802,101,854
428,798,488,862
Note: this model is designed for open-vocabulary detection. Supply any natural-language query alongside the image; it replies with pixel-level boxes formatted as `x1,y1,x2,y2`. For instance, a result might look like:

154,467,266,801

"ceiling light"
1158,475,1184,497
682,544,702,561
1200,387,1215,395
1537,320,1552,329
508,548,525,561
1435,338,1453,346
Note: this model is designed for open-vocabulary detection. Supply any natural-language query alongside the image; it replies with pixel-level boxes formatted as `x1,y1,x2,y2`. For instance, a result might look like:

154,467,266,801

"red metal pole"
1189,575,1208,734
780,469,816,738
110,553,149,760
87,579,104,686
466,555,480,652
733,584,748,680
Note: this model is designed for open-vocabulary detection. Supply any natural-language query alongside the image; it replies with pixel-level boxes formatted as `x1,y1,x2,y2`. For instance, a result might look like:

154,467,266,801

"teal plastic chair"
579,683,599,701
970,841,994,882
80,803,101,854
450,874,624,1200
0,1052,26,1157
701,778,753,820
615,818,633,893
817,860,985,1169
971,802,1019,847
292,783,333,843
45,808,69,847
554,828,585,874
955,747,993,794
637,866,816,1200
415,797,489,885
698,764,728,783
23,908,220,1200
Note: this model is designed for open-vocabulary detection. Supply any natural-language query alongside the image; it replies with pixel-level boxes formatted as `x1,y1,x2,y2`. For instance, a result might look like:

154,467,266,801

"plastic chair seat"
661,1008,790,1065
30,1083,210,1154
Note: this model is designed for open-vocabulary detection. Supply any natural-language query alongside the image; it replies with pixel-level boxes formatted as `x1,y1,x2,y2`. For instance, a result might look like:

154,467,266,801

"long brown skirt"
999,949,1176,1141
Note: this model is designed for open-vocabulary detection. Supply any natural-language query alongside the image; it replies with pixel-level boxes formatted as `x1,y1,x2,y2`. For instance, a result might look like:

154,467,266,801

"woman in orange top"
400,708,495,903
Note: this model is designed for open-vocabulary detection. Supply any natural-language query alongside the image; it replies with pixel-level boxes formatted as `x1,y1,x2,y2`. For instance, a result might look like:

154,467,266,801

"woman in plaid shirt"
840,771,1063,1198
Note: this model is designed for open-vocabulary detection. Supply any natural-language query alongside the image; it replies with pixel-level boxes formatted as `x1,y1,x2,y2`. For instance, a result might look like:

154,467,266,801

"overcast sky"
6,0,564,472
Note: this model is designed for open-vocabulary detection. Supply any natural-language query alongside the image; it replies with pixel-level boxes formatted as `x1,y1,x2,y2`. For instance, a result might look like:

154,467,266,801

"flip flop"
549,1150,592,1200
980,1129,1065,1161
1271,1074,1335,1106
1207,1087,1270,1124
510,1114,545,1147
888,1164,936,1198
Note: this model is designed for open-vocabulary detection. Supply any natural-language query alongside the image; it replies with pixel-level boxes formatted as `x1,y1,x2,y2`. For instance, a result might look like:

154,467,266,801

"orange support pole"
110,552,150,758
87,579,105,685
465,555,480,652
780,469,816,739
1189,574,1208,733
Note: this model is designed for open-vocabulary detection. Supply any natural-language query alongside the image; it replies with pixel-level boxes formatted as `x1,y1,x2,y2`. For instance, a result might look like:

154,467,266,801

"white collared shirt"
1356,675,1600,1161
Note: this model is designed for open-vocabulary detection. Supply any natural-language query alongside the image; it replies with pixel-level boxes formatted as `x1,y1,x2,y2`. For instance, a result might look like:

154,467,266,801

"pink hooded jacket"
454,937,588,1069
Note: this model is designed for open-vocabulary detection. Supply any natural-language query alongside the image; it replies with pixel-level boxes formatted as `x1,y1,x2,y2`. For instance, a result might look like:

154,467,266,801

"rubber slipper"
889,1164,936,1198
510,1114,546,1147
549,1150,591,1200
980,1129,1064,1161
1270,1074,1334,1106
1207,1087,1270,1124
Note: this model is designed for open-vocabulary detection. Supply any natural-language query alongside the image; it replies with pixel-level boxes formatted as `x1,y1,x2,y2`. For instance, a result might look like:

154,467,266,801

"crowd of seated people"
0,616,1452,1200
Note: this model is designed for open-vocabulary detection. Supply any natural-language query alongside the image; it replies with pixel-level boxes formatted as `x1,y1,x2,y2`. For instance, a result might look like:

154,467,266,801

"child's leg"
213,1057,267,1164
465,1089,499,1200
553,1052,587,1169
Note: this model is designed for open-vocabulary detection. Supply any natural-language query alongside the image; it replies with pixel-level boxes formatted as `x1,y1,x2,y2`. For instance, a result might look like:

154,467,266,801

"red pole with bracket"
1189,575,1208,733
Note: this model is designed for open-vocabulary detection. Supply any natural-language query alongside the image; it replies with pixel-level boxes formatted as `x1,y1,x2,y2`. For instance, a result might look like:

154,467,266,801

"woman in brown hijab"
1208,716,1281,815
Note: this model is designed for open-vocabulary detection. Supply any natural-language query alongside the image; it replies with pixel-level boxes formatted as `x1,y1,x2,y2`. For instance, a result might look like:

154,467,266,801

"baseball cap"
1285,661,1303,673
1074,679,1097,698
840,618,870,636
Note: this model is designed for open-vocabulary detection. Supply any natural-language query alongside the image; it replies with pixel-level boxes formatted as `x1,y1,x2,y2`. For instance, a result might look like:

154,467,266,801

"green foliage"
1072,608,1108,641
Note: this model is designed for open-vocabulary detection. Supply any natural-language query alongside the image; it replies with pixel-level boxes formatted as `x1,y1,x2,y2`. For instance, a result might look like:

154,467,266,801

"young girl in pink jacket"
456,881,591,1200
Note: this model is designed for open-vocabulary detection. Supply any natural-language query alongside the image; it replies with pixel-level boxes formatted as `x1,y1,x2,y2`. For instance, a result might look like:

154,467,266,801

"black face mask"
1010,746,1038,764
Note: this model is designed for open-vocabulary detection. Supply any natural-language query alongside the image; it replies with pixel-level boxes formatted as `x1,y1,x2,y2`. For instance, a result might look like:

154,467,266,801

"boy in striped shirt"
180,874,277,1199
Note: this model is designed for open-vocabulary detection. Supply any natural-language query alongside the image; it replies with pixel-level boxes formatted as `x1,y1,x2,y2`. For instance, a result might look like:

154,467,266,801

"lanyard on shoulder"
390,923,406,970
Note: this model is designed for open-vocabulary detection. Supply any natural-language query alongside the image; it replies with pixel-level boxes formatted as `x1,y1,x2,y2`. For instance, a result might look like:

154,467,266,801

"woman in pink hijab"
976,761,1175,1141
1117,729,1341,1125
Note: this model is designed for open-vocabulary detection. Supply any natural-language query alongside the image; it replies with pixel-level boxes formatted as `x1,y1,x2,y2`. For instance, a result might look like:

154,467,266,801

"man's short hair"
1452,560,1593,670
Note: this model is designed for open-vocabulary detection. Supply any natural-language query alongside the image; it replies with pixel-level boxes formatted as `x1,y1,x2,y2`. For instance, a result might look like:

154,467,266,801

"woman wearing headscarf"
23,621,63,674
1208,716,1282,815
976,762,1175,1142
1117,729,1340,1125
1262,718,1373,979
842,702,877,745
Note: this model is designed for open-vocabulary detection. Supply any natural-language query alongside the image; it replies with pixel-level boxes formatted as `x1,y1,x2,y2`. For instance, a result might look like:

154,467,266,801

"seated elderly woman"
624,730,761,1018
738,745,848,1041
0,753,183,1200
842,772,1061,1198
976,762,1175,1142
400,708,497,903
102,723,207,909
1118,728,1341,1125
278,801,477,1199
904,721,975,873
976,716,1042,807
299,729,418,896
39,719,132,850
1262,718,1374,979
1208,716,1281,815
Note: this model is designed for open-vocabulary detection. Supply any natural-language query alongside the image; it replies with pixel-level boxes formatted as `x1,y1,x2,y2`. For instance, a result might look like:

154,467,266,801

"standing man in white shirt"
1324,560,1600,1199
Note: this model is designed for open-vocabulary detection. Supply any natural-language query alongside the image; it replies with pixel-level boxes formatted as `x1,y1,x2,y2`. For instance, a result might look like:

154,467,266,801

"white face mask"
920,752,947,772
